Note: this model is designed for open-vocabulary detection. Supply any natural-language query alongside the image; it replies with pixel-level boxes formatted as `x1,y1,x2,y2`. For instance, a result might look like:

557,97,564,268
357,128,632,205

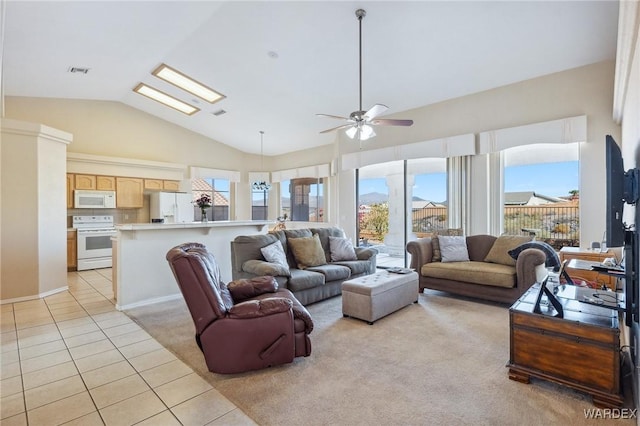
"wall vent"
68,67,90,74
212,109,227,116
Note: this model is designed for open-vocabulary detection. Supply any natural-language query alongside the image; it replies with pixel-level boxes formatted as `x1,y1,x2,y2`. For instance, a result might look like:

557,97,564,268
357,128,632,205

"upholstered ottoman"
342,270,419,324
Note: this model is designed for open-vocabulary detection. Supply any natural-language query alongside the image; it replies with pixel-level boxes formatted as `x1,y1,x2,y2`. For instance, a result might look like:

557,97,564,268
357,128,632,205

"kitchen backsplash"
67,194,151,227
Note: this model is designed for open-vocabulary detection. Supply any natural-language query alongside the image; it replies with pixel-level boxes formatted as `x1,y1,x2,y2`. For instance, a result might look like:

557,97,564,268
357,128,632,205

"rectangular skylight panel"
152,64,225,104
133,83,199,115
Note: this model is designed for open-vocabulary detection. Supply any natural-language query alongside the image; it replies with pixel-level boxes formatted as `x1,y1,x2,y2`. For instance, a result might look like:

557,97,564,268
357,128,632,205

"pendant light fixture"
251,131,272,191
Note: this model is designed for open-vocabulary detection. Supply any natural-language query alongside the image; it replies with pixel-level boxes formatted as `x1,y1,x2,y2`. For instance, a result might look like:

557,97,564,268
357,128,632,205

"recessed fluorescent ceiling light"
133,83,199,115
152,63,225,104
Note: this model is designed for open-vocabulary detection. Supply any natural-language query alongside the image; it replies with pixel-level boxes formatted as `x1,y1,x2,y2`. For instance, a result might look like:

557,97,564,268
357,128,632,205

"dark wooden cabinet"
67,229,77,271
508,284,622,408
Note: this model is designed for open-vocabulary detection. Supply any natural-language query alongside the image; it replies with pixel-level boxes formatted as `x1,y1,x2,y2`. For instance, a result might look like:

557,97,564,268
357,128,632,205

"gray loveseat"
231,227,377,305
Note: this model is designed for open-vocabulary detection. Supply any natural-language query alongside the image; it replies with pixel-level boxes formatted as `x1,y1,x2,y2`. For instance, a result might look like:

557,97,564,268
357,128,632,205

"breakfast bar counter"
113,221,271,310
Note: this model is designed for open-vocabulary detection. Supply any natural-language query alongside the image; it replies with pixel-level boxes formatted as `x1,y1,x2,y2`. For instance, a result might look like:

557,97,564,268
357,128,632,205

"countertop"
115,220,272,231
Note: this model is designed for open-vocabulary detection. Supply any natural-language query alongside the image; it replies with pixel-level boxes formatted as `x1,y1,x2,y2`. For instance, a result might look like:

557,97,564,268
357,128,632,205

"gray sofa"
407,234,547,304
231,227,377,305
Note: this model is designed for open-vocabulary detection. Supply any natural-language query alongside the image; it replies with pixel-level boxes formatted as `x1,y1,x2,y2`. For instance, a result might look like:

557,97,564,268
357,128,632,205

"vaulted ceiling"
2,1,619,156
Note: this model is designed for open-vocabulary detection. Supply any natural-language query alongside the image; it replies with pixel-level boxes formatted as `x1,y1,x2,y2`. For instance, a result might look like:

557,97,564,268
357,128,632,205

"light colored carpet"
126,291,634,426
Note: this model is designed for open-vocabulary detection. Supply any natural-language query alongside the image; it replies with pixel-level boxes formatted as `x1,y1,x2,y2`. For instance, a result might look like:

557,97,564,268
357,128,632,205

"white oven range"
73,215,117,271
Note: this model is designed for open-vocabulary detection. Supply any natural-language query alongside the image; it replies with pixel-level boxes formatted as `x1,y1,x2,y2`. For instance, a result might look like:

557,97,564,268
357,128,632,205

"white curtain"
271,164,331,182
478,115,587,154
341,133,475,171
189,166,240,182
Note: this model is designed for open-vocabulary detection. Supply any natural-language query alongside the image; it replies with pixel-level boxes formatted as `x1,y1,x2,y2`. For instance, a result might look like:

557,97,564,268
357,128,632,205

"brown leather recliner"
166,242,313,374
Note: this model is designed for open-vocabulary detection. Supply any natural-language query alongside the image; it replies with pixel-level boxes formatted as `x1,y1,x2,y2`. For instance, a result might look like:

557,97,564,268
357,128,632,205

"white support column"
383,171,414,257
1,119,72,302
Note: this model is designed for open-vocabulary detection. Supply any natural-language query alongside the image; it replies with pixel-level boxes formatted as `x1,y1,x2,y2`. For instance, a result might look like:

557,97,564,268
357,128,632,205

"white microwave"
74,190,116,209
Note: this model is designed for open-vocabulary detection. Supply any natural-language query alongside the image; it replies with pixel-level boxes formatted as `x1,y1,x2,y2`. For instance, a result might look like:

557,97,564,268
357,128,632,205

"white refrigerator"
150,192,194,223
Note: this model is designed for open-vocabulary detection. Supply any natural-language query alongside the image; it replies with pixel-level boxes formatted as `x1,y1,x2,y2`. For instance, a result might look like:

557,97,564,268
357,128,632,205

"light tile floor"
0,268,256,426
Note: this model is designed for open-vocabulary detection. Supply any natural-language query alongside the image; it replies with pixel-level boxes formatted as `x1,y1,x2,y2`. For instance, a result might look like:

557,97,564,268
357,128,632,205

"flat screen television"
604,134,639,326
606,135,626,247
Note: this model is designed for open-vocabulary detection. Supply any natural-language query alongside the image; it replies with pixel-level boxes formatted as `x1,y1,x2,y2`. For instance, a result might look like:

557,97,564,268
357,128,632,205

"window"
281,178,325,222
502,143,579,248
252,187,269,220
357,171,390,249
191,178,230,221
408,158,447,236
357,159,447,268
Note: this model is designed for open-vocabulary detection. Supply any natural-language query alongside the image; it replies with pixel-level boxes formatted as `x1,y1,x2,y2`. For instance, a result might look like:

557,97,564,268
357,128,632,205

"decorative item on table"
272,213,288,231
194,193,212,222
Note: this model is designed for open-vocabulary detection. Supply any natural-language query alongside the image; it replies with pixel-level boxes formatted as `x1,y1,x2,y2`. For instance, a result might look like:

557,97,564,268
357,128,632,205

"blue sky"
359,161,579,202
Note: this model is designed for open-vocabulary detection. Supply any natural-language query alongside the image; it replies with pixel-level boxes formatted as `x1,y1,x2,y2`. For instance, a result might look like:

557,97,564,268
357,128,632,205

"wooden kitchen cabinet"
96,176,116,191
66,173,75,208
67,229,77,271
116,177,144,208
144,179,180,191
144,179,163,191
163,180,180,191
559,247,617,290
74,174,96,190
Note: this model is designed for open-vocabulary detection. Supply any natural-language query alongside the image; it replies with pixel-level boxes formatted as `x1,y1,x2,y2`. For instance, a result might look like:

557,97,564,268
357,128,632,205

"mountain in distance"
359,192,388,205
280,192,444,208
359,193,437,205
280,196,324,208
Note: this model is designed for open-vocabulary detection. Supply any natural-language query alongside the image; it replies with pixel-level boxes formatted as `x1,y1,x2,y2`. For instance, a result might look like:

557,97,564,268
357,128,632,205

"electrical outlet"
124,214,129,220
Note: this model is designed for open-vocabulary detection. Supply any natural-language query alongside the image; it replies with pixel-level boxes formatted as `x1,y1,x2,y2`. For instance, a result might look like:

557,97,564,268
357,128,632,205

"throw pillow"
431,228,464,262
288,233,327,269
508,241,561,271
438,236,470,263
484,235,533,266
329,236,358,261
260,241,289,271
242,259,290,277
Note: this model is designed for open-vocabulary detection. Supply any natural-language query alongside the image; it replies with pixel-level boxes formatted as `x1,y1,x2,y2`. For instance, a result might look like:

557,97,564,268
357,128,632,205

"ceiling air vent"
68,67,90,74
212,109,227,116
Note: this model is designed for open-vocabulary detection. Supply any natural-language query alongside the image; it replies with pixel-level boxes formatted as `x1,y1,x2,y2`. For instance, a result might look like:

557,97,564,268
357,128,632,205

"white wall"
326,60,619,244
1,119,71,301
3,60,619,247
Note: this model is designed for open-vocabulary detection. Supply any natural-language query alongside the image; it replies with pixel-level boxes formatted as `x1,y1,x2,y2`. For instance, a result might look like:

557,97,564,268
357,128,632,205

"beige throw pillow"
484,235,533,266
288,234,327,269
242,259,290,277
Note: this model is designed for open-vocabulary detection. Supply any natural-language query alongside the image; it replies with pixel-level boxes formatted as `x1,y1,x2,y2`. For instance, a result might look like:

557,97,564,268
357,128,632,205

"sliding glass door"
357,158,447,268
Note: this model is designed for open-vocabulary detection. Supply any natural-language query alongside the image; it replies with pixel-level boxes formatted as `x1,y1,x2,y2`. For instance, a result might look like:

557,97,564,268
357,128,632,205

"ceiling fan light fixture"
133,83,199,115
152,63,226,104
360,124,375,140
316,9,413,143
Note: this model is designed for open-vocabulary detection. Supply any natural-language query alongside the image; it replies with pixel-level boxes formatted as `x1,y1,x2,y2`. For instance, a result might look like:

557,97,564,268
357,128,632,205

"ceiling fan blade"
320,123,355,134
363,104,388,120
316,113,351,121
370,118,414,127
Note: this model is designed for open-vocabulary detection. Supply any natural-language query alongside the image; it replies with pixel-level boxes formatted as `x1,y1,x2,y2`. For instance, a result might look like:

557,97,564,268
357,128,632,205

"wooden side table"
559,247,617,290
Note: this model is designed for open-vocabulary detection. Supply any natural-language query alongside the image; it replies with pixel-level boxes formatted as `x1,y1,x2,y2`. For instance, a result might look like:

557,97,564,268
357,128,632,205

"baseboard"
116,293,183,311
0,286,69,305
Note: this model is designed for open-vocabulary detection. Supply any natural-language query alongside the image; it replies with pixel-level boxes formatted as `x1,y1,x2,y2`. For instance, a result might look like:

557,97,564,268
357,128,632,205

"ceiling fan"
317,9,413,142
